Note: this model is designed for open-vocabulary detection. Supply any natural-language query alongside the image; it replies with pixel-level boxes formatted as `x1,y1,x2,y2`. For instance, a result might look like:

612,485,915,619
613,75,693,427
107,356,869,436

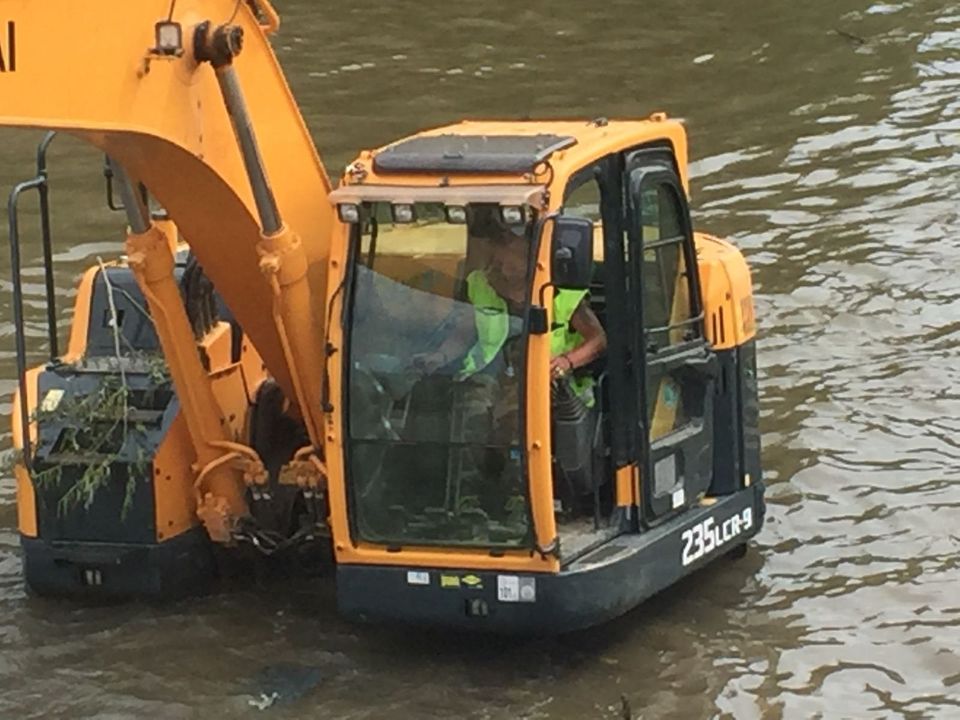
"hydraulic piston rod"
195,22,327,452
111,160,253,541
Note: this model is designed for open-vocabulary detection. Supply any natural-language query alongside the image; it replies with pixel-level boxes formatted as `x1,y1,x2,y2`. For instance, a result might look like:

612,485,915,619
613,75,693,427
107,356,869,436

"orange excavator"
2,0,764,632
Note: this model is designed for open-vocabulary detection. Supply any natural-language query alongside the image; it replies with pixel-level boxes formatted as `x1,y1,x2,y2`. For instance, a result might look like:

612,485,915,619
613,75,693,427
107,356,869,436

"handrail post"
8,182,34,469
37,131,58,359
7,131,58,469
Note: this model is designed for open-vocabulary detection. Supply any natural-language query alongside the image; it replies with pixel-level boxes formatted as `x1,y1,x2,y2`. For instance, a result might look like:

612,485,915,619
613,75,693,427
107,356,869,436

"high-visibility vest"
460,270,595,404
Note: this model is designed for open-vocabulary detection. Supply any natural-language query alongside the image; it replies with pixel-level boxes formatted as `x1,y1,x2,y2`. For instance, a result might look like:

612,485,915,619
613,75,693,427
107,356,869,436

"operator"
412,214,607,440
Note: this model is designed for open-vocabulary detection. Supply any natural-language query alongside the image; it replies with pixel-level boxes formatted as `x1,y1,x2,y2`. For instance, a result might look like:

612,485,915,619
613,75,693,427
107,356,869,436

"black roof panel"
373,134,577,174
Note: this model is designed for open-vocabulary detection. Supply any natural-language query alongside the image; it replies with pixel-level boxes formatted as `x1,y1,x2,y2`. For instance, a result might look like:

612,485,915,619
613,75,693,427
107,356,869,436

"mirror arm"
533,210,560,312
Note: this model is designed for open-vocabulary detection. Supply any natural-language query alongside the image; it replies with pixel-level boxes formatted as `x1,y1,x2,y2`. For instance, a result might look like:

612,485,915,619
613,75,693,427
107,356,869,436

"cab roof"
373,133,577,175
345,116,691,196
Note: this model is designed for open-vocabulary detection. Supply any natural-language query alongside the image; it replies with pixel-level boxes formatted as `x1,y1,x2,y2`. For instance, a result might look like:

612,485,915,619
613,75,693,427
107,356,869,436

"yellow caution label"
440,574,460,589
40,388,64,414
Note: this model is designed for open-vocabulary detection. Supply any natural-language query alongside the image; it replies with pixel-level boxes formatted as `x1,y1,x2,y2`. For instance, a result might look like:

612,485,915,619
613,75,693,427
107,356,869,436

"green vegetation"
30,354,170,521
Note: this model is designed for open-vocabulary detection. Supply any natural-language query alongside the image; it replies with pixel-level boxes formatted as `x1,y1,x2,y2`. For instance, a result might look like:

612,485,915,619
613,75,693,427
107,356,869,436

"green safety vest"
460,270,595,404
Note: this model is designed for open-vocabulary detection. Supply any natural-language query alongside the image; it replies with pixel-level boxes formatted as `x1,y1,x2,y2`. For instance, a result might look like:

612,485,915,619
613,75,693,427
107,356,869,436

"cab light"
392,204,415,223
338,203,361,223
500,205,526,225
445,205,467,224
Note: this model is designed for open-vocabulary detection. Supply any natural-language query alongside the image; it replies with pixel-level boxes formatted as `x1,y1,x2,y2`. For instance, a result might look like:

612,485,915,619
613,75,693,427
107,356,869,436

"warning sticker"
440,574,461,589
497,575,536,603
497,575,519,602
461,574,483,590
40,388,64,413
406,571,429,586
518,578,536,603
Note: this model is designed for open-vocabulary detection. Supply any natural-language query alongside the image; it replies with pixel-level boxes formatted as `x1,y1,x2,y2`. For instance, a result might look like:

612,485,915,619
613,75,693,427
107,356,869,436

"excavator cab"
325,122,765,632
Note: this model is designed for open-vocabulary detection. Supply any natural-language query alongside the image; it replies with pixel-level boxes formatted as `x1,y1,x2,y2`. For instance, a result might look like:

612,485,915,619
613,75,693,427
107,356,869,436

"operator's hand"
550,353,575,380
411,351,448,375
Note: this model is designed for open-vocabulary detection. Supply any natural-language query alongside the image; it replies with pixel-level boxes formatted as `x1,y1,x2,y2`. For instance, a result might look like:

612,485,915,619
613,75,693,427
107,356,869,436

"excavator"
1,0,764,633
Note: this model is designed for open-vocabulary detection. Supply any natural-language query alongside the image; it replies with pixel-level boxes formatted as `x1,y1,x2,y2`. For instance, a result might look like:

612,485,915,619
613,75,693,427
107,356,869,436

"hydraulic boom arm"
0,0,332,431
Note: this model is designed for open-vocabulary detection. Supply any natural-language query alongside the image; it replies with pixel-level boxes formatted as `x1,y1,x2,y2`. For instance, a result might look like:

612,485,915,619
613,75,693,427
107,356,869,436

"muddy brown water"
1,1,959,717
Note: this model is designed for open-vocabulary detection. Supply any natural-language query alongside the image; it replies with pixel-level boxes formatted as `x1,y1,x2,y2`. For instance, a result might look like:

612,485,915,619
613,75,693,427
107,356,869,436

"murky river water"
1,0,958,717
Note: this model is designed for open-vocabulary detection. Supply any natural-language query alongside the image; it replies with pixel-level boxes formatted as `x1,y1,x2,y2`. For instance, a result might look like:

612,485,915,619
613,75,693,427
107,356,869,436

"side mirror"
551,216,593,290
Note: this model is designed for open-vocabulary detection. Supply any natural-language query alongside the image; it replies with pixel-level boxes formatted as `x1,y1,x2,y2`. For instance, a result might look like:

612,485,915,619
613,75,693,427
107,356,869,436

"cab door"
625,157,716,523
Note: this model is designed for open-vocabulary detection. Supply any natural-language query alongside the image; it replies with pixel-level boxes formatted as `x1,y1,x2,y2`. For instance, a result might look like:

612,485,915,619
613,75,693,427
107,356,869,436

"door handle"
647,347,718,377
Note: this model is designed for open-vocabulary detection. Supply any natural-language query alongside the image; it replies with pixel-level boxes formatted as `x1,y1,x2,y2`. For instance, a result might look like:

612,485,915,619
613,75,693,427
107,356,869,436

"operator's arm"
551,301,607,376
433,313,476,365
412,305,475,373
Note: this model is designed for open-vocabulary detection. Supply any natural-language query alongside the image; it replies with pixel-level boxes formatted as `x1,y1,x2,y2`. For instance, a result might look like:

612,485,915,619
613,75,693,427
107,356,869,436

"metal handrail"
8,130,58,468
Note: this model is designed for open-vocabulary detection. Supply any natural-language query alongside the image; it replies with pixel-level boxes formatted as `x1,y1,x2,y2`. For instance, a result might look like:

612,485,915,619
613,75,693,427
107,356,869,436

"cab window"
642,183,694,351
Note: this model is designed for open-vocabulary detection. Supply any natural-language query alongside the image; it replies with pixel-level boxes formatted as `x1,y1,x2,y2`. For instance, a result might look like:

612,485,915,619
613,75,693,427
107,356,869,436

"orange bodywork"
0,0,331,423
696,233,758,349
616,465,639,509
153,413,200,542
12,366,41,538
63,268,99,363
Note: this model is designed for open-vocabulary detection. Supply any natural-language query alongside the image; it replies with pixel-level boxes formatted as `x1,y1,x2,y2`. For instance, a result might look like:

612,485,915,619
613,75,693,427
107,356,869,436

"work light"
154,21,184,56
445,205,467,224
338,203,361,223
500,205,525,225
392,204,415,223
